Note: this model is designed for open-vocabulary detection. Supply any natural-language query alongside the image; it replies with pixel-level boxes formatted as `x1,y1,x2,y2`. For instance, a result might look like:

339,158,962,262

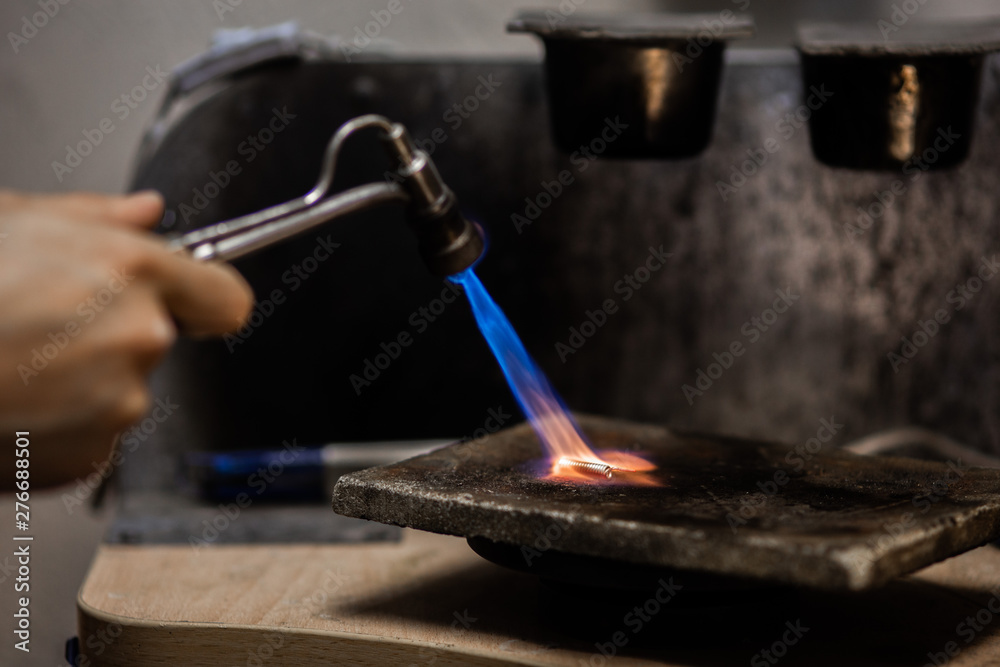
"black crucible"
796,20,1000,170
333,414,1000,591
507,11,754,159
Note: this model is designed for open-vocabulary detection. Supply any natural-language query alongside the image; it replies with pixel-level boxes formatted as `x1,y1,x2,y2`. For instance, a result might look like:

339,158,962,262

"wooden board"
78,530,1000,666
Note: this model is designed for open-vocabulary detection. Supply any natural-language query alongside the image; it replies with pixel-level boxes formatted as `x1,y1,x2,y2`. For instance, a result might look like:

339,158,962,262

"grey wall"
2,1,999,194
0,0,659,194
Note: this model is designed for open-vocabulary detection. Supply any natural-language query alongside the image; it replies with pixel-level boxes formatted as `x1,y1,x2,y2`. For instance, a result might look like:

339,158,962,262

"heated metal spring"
556,457,632,479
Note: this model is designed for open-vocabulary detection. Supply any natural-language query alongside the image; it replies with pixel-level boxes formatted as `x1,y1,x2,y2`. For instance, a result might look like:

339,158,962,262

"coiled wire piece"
556,457,635,479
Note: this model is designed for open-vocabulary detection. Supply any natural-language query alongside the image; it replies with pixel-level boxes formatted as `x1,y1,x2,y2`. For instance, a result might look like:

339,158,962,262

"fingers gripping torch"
168,115,485,277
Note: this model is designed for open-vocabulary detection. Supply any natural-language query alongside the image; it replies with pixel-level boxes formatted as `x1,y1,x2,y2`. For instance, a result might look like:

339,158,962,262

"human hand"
0,190,253,489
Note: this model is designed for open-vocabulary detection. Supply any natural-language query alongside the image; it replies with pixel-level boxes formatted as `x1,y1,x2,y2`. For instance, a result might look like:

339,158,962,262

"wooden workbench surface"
78,530,1000,666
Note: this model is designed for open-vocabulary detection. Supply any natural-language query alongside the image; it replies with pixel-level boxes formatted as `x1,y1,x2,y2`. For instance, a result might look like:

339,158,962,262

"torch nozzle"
381,123,485,277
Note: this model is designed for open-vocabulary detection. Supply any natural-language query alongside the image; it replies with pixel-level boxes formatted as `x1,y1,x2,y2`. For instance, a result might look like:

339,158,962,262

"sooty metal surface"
333,415,1000,591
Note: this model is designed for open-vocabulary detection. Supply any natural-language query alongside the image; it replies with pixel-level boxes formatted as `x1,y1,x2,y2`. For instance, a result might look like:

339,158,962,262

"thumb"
105,190,166,229
14,190,166,229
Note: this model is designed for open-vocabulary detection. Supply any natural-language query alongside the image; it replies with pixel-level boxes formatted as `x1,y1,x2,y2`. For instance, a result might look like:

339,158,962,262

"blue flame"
449,267,590,458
